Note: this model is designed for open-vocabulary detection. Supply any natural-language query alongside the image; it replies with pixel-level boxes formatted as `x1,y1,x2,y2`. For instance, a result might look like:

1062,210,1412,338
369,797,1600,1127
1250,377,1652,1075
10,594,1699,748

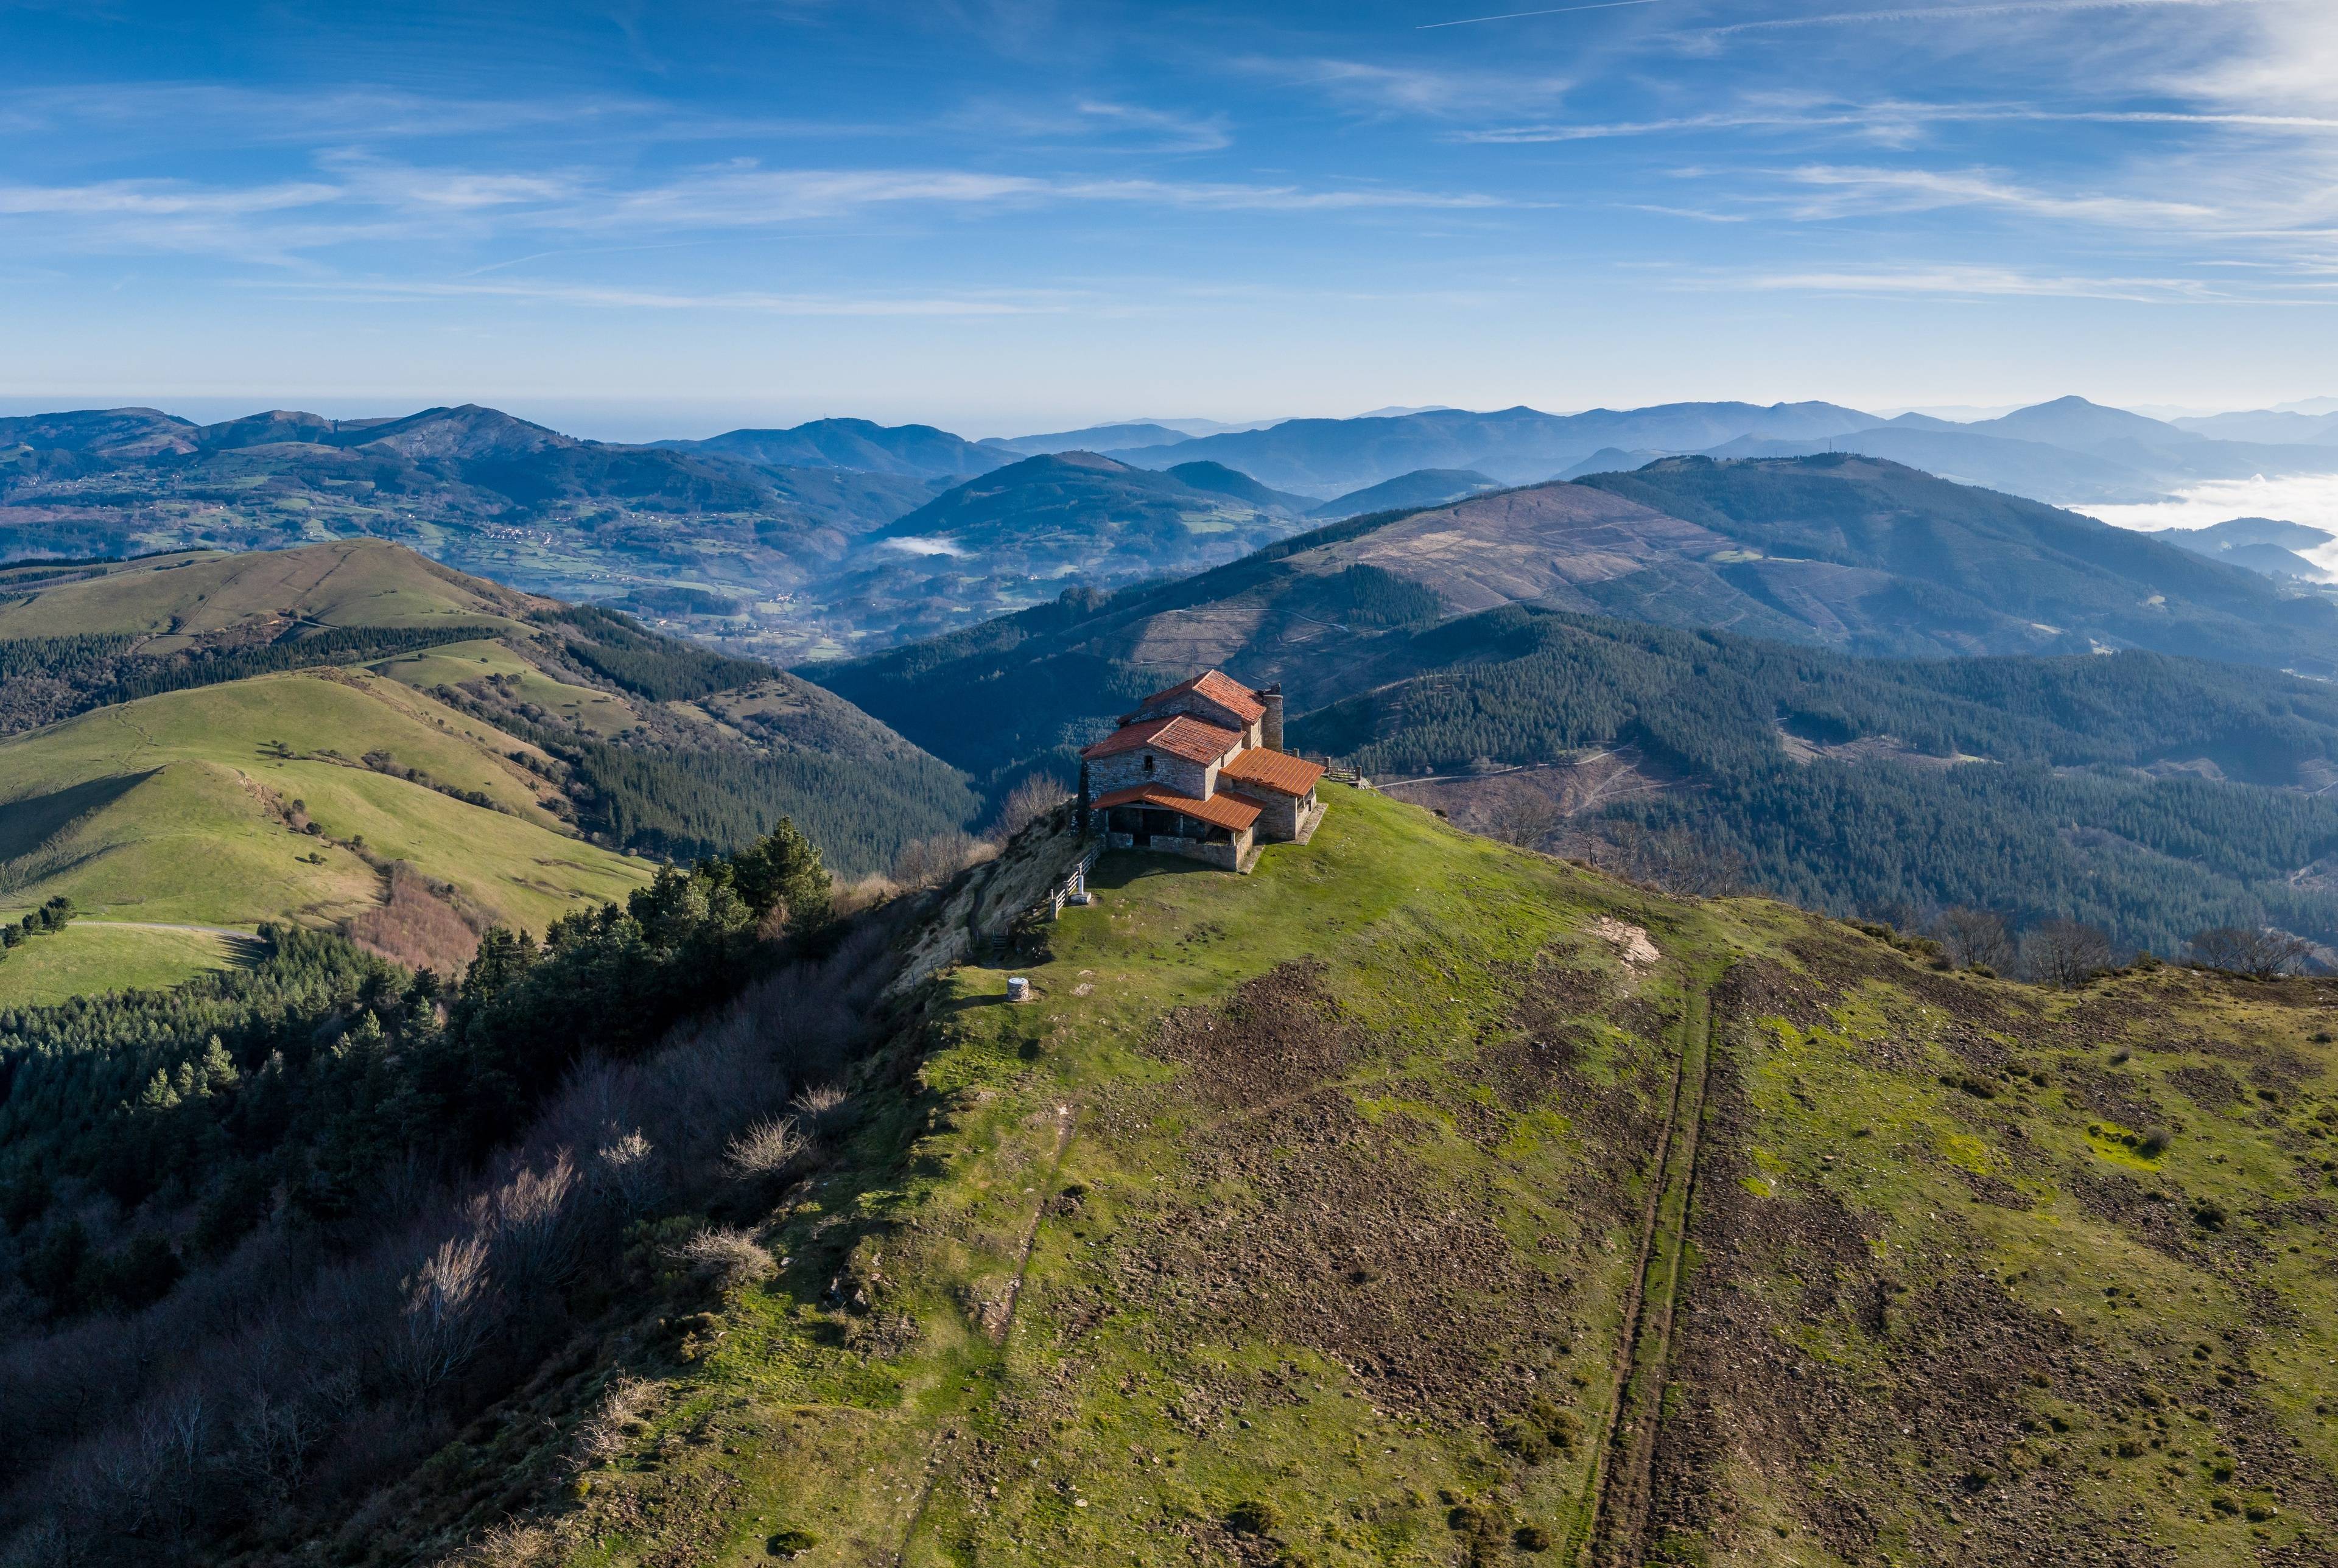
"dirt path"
890,1102,1078,1566
79,919,258,942
1372,753,1619,789
1571,967,1722,1568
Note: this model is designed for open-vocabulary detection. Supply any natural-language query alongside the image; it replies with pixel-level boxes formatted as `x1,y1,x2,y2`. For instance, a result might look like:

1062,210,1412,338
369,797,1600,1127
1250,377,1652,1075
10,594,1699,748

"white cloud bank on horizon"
2079,473,2338,575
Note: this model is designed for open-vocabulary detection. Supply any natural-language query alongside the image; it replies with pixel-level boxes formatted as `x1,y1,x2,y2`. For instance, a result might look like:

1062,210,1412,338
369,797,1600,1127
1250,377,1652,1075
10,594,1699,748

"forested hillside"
1294,607,2338,954
815,471,2338,959
1576,453,2338,670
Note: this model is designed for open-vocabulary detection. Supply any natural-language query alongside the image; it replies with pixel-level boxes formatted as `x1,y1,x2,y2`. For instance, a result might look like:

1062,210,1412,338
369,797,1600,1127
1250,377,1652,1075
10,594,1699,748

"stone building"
1082,670,1325,871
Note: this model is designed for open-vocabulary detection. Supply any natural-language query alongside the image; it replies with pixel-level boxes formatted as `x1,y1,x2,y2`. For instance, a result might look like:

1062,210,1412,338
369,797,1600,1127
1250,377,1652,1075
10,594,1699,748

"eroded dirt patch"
1151,959,1358,1110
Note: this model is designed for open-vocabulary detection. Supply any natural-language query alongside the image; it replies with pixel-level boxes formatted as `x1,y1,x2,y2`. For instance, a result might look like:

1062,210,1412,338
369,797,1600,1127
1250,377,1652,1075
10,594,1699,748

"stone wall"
1103,827,1246,871
1221,783,1308,840
1089,746,1217,800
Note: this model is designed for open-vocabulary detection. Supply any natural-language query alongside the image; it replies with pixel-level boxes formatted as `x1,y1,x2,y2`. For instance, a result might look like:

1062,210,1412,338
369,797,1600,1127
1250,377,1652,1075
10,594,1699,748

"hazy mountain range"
7,394,2338,658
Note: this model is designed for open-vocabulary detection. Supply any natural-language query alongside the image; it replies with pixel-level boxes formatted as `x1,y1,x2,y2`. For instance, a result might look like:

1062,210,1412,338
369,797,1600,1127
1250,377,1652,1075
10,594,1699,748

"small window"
1143,754,1155,774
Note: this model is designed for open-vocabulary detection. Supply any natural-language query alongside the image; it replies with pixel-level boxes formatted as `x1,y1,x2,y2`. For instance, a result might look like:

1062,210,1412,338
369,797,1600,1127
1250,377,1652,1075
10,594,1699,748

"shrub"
667,1226,776,1290
1226,1499,1279,1537
1515,1525,1553,1552
790,1083,849,1122
726,1116,809,1178
451,1521,559,1567
572,1376,658,1468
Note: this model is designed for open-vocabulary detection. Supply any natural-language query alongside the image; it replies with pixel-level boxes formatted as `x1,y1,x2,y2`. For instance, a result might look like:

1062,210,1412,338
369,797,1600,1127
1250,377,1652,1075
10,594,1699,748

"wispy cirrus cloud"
1782,163,2222,224
0,178,340,216
261,277,1075,316
1680,0,2278,43
1459,100,2338,143
0,158,1520,265
946,97,1234,152
0,82,899,148
1733,264,2235,302
1265,57,1573,120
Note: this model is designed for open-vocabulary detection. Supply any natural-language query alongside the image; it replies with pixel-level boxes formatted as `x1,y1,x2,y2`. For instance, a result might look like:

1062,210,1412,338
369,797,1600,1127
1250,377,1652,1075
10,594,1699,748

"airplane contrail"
1419,0,1665,29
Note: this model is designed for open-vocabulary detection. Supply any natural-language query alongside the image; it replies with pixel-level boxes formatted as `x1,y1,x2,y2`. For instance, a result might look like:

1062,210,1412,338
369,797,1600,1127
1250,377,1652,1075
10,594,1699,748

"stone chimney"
1261,684,1284,751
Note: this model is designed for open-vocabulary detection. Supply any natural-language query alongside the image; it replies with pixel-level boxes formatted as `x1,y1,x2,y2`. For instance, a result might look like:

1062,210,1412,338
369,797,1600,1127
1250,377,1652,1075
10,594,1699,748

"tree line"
0,625,490,738
0,812,905,1562
0,821,832,1324
1293,606,2338,956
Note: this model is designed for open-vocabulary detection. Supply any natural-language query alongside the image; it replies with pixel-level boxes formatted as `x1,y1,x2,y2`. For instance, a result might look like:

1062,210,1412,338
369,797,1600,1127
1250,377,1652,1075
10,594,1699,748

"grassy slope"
370,637,641,737
0,670,649,929
0,921,249,1006
377,785,2338,1566
0,537,528,644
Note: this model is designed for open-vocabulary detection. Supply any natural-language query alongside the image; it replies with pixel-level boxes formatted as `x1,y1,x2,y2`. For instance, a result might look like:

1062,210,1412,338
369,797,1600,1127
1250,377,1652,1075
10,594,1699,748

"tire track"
890,1101,1077,1566
1571,966,1722,1568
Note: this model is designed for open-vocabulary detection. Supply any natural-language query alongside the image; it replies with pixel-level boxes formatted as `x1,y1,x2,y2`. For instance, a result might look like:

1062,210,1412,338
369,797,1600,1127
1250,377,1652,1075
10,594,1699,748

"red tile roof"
1079,712,1244,765
1137,669,1266,726
1092,783,1262,833
1218,747,1325,798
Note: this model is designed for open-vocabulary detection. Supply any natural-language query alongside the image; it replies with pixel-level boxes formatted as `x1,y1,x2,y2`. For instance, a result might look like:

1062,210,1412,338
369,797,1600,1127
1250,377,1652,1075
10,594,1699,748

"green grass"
0,668,650,930
329,786,2338,1566
371,638,640,737
0,920,250,1006
480,788,1750,1566
0,537,523,645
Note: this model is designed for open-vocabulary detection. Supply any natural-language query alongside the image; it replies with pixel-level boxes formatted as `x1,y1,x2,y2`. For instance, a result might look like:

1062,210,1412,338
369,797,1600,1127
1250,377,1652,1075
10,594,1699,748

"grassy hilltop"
0,540,978,1003
330,784,2338,1567
0,665,648,931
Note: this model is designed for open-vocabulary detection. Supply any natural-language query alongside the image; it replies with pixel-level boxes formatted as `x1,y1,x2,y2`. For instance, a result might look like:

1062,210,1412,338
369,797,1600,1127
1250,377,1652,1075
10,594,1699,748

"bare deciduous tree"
387,1235,498,1405
1488,791,1564,850
889,831,992,891
228,1386,318,1507
1563,820,1749,898
1932,906,2015,971
2188,925,2315,979
589,1130,659,1220
480,1154,581,1303
989,774,1068,844
2021,919,2115,987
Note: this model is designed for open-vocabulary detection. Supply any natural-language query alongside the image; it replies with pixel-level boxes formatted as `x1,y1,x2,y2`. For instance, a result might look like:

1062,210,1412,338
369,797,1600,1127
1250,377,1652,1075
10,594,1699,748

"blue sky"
1,0,2333,436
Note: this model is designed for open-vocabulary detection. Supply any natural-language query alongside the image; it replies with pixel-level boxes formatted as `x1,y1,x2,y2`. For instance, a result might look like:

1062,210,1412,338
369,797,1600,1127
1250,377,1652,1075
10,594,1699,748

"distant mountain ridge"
2150,516,2337,584
1104,400,1886,494
821,451,1316,642
654,417,1008,479
816,453,2338,791
978,421,1194,457
12,394,2338,661
1308,467,1503,518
